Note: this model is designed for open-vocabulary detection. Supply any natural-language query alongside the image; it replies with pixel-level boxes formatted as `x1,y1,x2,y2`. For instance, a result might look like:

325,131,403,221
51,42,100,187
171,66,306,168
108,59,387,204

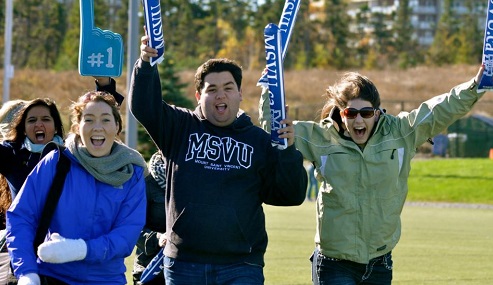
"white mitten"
18,273,40,285
37,233,87,264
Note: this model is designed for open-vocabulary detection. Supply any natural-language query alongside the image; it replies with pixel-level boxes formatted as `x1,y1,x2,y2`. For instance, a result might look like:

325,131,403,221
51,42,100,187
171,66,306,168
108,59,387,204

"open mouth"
91,136,105,146
35,131,46,142
216,103,227,113
353,127,367,138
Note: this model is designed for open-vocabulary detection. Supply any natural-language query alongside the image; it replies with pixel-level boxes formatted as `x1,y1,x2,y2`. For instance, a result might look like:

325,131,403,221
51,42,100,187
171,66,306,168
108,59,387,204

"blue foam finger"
78,0,123,77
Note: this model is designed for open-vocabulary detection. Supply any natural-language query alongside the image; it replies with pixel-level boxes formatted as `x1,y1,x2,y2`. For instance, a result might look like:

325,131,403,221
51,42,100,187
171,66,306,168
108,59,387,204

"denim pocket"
382,252,393,270
163,255,175,269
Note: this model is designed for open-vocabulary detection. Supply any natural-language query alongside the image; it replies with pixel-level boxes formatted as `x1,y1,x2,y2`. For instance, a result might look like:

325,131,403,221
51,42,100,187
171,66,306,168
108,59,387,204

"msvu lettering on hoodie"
185,133,253,170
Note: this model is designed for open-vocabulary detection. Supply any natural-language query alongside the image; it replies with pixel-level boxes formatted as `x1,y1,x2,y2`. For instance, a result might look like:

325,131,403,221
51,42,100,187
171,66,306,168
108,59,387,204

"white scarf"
23,135,64,153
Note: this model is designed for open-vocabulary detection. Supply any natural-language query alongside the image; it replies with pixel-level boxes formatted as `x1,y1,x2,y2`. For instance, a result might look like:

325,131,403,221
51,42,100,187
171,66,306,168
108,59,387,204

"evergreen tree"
114,0,129,69
225,0,250,41
195,0,221,59
354,3,371,68
288,0,316,69
427,0,459,65
12,0,64,68
159,54,193,109
370,12,395,68
393,0,421,68
251,0,286,68
27,0,65,68
3,0,487,71
54,1,79,70
322,0,352,69
162,0,205,68
455,0,483,64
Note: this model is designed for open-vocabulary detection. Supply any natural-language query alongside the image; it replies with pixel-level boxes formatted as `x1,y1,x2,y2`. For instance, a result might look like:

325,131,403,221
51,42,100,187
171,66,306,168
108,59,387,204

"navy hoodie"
129,59,307,266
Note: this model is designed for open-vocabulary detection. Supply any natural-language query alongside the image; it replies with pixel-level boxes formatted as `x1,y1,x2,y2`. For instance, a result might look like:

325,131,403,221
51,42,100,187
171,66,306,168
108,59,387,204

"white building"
311,0,487,46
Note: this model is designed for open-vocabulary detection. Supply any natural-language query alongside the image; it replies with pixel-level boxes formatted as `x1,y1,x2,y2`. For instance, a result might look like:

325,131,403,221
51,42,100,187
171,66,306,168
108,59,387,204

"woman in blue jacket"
6,91,147,285
0,77,123,284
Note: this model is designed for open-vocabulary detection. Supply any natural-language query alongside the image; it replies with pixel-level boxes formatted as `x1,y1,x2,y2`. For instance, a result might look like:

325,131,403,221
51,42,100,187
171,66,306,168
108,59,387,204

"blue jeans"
310,249,393,285
163,256,264,285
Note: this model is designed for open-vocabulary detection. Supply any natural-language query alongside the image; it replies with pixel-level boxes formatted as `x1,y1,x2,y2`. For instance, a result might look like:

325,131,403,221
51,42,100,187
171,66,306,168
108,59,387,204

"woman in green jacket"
259,66,487,284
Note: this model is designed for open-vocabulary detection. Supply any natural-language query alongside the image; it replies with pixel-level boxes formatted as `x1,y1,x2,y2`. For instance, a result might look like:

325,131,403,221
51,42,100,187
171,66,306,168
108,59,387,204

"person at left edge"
6,91,147,285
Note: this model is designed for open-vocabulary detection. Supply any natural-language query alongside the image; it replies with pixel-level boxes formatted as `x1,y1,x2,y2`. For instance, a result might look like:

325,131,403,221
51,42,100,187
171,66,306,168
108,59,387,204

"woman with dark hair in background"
0,98,65,199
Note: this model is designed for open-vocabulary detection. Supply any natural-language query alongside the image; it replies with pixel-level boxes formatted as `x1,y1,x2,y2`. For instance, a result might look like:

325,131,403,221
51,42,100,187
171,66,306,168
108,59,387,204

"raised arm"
94,77,124,106
128,35,166,147
403,65,487,146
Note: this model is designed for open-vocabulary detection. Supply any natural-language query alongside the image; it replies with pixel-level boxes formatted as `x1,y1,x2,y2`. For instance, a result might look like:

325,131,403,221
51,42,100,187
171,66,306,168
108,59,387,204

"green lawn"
407,158,493,204
261,203,493,285
125,158,493,284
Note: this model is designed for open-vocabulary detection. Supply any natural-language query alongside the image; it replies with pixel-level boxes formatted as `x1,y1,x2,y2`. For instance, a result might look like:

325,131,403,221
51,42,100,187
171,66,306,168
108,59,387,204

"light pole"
125,0,139,148
3,0,14,103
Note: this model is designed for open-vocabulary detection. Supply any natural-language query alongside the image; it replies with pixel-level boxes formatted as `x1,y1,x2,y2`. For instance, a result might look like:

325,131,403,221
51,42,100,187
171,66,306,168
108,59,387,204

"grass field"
124,158,493,284
407,158,493,204
260,203,493,285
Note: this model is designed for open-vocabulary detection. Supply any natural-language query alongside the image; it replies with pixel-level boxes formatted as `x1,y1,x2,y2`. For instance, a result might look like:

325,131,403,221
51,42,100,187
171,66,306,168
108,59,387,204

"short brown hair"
194,58,243,93
70,91,122,135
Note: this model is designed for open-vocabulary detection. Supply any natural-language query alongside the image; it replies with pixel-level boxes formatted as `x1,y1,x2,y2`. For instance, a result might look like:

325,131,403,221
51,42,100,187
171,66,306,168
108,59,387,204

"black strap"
33,144,71,254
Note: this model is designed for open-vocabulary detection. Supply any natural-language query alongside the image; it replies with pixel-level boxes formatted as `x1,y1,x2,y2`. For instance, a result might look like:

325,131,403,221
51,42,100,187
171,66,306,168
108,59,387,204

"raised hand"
140,35,159,63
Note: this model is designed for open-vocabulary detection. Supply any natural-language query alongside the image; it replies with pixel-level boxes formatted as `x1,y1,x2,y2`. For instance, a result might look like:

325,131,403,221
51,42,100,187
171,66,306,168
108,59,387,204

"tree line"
0,0,485,72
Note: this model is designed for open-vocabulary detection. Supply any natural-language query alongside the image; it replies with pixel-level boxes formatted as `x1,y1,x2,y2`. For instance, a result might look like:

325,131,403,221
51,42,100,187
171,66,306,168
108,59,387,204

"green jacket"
259,78,484,263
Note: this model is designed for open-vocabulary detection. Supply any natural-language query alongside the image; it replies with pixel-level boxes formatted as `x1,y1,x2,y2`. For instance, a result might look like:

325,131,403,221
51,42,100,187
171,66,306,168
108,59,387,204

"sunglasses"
342,107,376,119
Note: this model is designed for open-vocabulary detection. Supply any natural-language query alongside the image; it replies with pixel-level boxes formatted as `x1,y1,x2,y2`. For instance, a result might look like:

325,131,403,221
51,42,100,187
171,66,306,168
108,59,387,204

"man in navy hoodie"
129,35,307,285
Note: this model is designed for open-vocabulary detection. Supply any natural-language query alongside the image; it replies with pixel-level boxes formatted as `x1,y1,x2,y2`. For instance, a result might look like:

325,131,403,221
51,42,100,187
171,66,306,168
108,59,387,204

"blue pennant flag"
264,23,288,149
479,0,493,91
142,0,165,66
258,0,300,87
140,248,164,284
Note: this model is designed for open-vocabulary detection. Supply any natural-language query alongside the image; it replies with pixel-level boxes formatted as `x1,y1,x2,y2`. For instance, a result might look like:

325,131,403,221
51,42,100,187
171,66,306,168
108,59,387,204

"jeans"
163,256,264,285
310,249,393,285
